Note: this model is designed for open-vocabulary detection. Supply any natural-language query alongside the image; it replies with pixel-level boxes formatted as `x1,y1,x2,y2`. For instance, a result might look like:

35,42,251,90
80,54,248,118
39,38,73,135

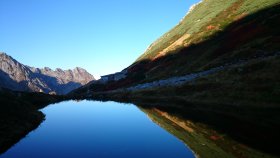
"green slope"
127,0,280,83
136,0,280,62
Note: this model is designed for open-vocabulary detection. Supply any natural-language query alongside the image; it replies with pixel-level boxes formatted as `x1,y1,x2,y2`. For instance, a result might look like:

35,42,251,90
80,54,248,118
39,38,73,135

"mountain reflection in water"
137,103,279,158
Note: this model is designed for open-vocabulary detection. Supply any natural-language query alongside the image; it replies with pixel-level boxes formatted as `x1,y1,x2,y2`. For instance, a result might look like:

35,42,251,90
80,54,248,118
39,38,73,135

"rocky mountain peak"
0,52,95,95
0,52,17,63
43,67,52,71
55,68,64,72
0,52,8,56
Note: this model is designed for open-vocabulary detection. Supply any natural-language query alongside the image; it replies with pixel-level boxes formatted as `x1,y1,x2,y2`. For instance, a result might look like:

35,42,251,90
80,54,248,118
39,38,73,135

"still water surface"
2,101,194,158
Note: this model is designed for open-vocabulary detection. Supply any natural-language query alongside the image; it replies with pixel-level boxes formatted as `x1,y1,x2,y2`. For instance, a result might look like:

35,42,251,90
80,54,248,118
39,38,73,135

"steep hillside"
137,0,279,62
72,0,280,108
130,0,280,82
0,53,95,94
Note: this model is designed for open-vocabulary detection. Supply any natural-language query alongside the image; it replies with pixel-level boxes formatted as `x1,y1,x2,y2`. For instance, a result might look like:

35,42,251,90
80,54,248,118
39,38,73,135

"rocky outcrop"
0,52,95,94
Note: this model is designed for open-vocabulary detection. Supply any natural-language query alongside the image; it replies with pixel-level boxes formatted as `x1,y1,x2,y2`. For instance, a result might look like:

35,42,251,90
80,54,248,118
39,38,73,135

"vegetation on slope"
113,55,280,106
130,0,280,83
137,0,237,61
136,0,280,62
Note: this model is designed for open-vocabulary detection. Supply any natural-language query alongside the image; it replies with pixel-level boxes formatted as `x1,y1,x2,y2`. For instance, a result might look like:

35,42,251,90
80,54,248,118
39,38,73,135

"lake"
1,101,195,158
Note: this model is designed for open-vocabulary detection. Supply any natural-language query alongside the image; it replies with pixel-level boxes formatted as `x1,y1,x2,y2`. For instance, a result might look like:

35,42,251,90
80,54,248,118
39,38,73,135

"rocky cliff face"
0,53,95,94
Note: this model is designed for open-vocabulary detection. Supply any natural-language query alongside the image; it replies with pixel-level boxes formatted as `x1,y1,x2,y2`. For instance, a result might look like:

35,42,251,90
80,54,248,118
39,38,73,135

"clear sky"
0,0,199,78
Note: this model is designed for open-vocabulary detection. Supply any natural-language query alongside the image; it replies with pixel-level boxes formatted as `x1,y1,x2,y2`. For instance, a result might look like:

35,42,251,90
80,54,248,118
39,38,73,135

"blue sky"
0,0,199,78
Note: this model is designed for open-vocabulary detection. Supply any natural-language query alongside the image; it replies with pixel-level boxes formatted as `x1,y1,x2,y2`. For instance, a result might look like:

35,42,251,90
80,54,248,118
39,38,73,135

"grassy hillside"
136,0,279,62
72,0,280,107
73,0,280,96
137,0,237,61
129,0,280,83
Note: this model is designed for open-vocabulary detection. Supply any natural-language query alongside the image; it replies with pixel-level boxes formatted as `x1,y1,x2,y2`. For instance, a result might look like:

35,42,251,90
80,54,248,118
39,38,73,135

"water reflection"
1,100,279,158
137,104,279,158
1,101,194,158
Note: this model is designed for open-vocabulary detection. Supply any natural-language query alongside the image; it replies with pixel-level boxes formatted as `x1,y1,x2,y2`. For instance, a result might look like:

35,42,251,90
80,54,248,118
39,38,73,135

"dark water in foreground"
1,101,194,158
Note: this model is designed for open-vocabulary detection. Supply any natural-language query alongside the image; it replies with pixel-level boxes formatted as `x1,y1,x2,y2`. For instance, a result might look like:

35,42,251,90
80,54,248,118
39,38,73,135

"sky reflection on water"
1,101,194,158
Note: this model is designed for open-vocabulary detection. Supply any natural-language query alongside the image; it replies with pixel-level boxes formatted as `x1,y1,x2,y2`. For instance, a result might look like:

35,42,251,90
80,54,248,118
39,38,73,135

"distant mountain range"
0,53,95,95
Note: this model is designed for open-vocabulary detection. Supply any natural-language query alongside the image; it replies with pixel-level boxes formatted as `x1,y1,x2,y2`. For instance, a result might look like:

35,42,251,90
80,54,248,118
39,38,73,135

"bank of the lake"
0,89,64,154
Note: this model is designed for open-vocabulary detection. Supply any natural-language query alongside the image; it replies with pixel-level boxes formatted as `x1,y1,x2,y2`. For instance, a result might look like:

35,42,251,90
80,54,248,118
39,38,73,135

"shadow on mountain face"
31,71,82,94
0,70,31,92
